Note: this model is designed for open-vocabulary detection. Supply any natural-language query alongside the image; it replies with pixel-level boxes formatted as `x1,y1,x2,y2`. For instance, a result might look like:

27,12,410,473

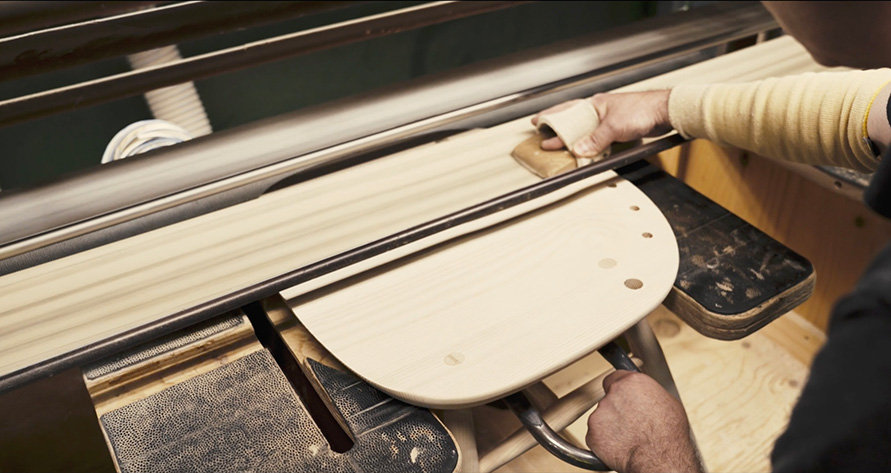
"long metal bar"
0,134,686,393
623,320,705,467
0,2,355,81
623,320,682,399
0,2,776,254
0,1,161,39
0,1,518,126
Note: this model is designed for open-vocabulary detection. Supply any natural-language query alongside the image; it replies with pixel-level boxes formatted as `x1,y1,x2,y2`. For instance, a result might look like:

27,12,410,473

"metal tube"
0,1,519,126
623,319,681,399
505,392,610,470
0,1,161,38
0,1,353,80
0,3,775,252
598,341,641,373
622,320,705,467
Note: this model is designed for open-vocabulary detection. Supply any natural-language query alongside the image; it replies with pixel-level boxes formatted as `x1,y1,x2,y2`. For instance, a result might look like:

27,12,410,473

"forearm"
668,69,891,172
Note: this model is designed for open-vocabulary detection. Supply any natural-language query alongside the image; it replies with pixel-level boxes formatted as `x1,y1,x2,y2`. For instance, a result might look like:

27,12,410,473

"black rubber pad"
102,349,457,473
619,161,813,338
309,358,459,473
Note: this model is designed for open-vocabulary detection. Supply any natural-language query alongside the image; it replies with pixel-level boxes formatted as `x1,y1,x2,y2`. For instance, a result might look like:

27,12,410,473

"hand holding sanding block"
512,99,608,178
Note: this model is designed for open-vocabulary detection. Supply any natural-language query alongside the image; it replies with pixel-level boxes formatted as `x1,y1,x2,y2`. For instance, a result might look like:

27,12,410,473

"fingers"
585,396,626,471
573,123,614,157
536,123,610,156
540,136,565,150
531,100,580,126
534,90,673,158
602,369,636,393
586,369,701,473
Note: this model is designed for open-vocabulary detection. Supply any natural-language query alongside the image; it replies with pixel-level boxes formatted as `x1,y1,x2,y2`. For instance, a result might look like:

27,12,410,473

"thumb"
573,125,613,157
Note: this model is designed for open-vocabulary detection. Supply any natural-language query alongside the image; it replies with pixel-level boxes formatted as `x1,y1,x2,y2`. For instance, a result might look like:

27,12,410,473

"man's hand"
586,370,703,473
532,90,672,157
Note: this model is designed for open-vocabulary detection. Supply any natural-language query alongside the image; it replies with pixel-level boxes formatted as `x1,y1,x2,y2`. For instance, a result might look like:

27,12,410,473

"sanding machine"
0,3,823,472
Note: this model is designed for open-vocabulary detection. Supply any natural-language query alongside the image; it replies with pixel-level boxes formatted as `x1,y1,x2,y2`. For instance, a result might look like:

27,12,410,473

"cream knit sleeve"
668,69,891,172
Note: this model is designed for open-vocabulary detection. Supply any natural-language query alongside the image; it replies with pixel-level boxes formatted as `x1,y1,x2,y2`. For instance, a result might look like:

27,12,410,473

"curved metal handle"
598,341,640,373
505,392,610,470
506,341,640,471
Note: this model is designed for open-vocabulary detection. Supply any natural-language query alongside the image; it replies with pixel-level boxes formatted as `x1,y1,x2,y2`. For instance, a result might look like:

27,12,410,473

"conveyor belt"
0,36,832,391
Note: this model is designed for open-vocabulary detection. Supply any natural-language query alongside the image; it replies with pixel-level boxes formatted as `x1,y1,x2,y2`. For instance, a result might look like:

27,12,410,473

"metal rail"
0,2,352,80
0,1,161,38
0,2,776,255
0,1,518,126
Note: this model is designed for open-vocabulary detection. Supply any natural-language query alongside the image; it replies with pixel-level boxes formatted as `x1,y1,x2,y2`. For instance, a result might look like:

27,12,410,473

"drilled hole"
624,278,643,290
642,232,653,238
630,205,640,211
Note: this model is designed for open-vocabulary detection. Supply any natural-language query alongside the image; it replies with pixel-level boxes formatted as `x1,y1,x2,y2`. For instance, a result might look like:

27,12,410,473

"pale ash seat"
283,125,678,408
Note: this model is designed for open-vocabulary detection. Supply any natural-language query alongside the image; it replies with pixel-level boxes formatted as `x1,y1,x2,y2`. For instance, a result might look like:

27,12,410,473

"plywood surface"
489,308,821,473
634,308,812,473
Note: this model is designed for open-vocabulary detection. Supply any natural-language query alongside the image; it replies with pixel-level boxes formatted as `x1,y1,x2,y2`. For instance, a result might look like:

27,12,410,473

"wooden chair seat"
286,166,679,408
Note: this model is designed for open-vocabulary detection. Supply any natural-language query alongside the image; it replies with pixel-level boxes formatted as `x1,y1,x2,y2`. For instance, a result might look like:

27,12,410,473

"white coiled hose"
103,45,212,163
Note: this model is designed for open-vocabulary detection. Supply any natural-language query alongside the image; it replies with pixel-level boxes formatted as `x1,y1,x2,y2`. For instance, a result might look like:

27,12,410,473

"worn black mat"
620,161,814,339
101,349,458,473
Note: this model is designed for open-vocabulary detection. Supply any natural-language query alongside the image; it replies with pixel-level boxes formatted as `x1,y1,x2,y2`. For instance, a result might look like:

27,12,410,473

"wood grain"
263,295,354,440
0,35,832,382
288,176,678,408
469,401,588,473
0,121,546,379
441,409,479,473
649,308,812,472
615,36,837,93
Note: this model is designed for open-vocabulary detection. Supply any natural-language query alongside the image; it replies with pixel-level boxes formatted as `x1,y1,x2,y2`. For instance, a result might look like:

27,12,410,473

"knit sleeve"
668,69,891,172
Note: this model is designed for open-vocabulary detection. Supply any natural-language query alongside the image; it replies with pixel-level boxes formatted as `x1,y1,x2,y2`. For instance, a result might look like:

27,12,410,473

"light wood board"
0,36,830,381
0,120,547,380
287,178,679,408
615,36,837,94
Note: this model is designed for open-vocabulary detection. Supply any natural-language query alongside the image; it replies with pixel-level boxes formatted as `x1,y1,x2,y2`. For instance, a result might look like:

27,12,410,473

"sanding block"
510,133,578,178
512,99,608,178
